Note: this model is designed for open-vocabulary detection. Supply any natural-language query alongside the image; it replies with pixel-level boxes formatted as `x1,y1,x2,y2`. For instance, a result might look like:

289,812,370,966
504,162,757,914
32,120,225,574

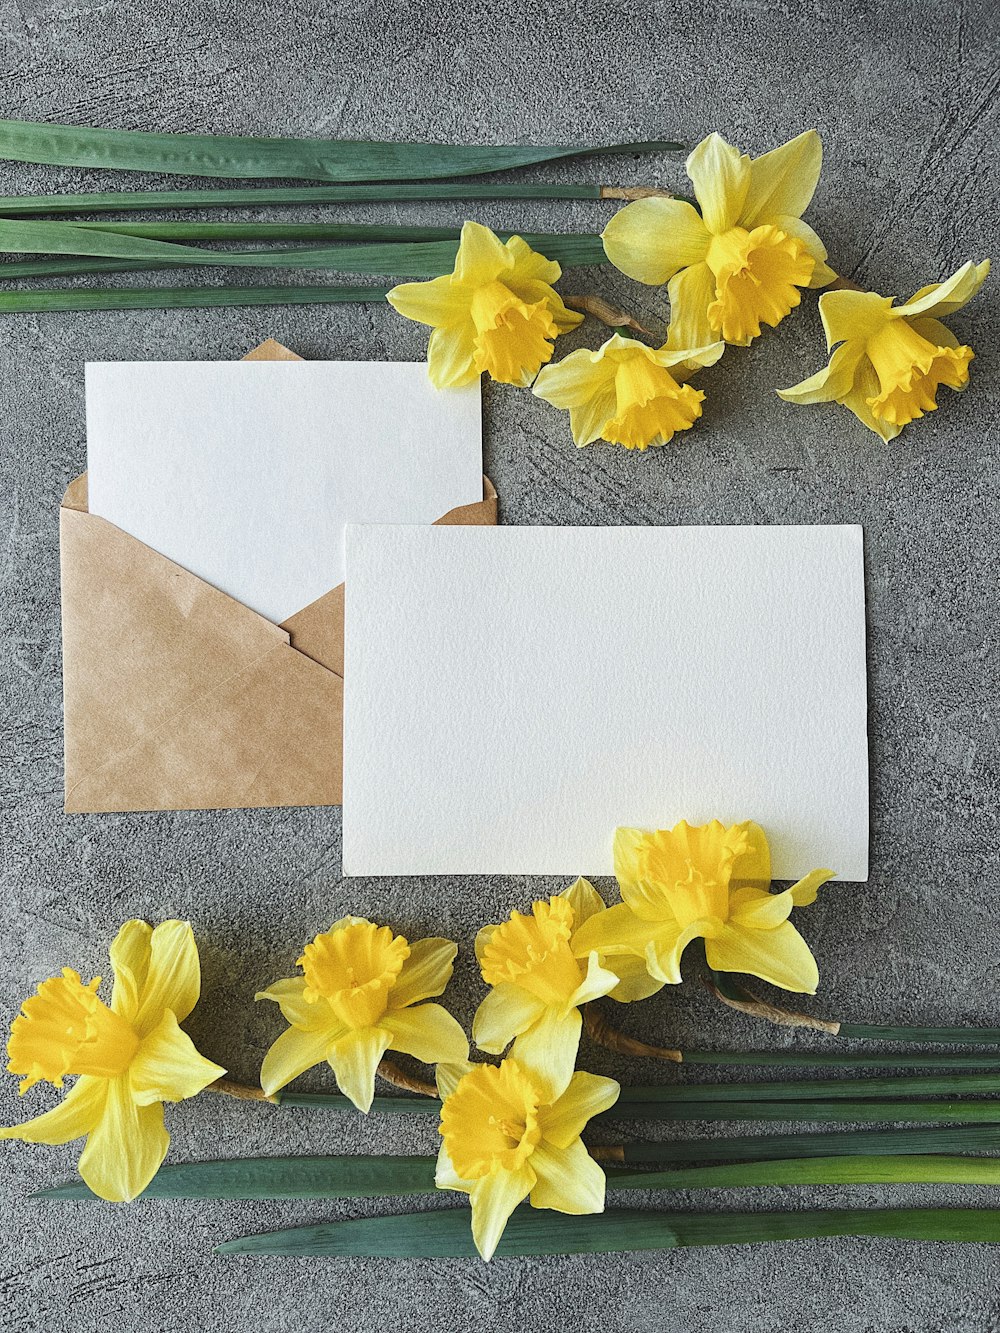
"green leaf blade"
216,1206,1000,1257
0,120,682,182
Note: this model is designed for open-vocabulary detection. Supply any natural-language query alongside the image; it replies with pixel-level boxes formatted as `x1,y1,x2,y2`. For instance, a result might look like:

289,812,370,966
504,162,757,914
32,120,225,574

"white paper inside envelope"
86,360,483,624
342,524,869,881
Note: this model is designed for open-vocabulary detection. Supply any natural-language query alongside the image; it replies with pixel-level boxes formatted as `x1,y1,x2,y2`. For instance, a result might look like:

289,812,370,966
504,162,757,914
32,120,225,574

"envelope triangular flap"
60,339,494,813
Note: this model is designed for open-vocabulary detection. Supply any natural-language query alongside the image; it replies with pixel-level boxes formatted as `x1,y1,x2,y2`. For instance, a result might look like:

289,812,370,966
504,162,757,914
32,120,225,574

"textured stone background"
1,2,998,1329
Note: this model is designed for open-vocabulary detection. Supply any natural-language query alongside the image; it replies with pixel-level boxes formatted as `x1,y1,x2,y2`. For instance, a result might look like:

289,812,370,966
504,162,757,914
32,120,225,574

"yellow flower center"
864,317,974,427
706,224,815,344
634,821,753,928
298,921,410,1030
6,968,139,1094
603,352,704,451
469,280,559,386
440,1060,544,1179
480,896,585,1005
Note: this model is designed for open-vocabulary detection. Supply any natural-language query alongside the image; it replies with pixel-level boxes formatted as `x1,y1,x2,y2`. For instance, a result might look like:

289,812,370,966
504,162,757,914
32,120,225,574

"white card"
343,524,869,881
85,361,483,624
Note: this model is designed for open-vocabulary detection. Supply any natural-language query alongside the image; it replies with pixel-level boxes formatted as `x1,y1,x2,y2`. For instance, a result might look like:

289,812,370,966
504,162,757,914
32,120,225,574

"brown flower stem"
376,1057,438,1098
704,975,842,1035
207,1077,278,1103
588,1144,627,1162
829,273,864,292
600,185,675,201
562,293,657,339
583,1001,683,1063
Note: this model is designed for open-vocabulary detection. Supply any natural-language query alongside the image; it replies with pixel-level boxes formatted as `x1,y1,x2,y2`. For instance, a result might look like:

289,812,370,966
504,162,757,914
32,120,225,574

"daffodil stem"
706,974,1000,1046
206,1060,436,1107
562,294,657,339
207,1078,277,1104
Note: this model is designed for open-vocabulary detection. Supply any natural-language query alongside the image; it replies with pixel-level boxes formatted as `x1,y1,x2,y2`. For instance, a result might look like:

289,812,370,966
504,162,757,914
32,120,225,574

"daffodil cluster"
387,131,988,448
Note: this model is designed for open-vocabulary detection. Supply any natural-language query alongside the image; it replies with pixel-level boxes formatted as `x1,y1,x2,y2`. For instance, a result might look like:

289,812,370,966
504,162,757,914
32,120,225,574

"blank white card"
86,361,483,624
343,524,869,881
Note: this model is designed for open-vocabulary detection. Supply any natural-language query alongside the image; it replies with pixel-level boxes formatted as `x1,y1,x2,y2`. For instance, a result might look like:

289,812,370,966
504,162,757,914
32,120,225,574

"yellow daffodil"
603,131,834,348
472,878,622,1092
572,820,834,995
257,917,468,1112
0,920,224,1202
435,1057,619,1260
387,220,583,388
778,259,990,440
532,333,724,450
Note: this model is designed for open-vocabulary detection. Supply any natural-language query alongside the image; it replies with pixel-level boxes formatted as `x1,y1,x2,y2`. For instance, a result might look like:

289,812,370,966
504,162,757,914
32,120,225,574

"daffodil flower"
0,920,224,1202
778,259,990,440
472,878,622,1093
257,917,468,1112
532,333,724,450
435,1057,619,1261
572,820,834,995
387,220,583,388
603,131,834,348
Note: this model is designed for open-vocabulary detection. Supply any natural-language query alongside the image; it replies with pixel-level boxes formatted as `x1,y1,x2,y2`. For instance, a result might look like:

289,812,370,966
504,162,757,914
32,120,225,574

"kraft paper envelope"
60,339,497,814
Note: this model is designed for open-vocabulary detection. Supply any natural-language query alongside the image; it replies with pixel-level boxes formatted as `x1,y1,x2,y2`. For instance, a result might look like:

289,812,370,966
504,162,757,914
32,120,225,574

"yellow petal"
469,1163,535,1261
645,920,710,985
896,259,990,320
705,919,819,993
664,261,718,351
842,356,905,440
908,315,961,351
133,921,200,1037
607,953,666,1003
529,1138,606,1214
473,923,496,966
255,976,331,1031
789,867,836,906
435,1059,474,1100
505,233,563,288
768,214,835,288
727,886,794,930
532,344,619,446
654,339,726,373
0,1074,106,1145
391,938,458,1008
560,876,606,929
454,219,512,286
611,825,646,898
77,1075,169,1202
426,324,479,388
473,983,546,1054
259,1025,333,1097
568,951,621,1008
818,289,892,349
686,133,750,235
601,198,710,285
777,342,866,404
435,1141,470,1193
385,274,468,327
570,901,662,958
109,919,152,1022
509,1006,582,1102
729,820,772,889
540,1071,621,1149
742,130,822,227
381,1003,469,1065
129,1009,225,1106
328,1028,391,1113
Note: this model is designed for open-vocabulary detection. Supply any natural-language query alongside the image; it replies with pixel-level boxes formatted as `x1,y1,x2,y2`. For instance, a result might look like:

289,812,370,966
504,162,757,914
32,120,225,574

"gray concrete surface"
1,2,998,1329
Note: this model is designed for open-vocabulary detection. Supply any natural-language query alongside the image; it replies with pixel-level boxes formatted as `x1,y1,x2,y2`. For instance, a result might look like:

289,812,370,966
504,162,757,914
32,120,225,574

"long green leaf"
0,182,607,216
0,286,390,313
681,1049,1000,1069
839,1024,1000,1044
615,1098,1000,1124
34,1152,1000,1203
76,222,485,242
216,1206,1000,1257
623,1073,1000,1102
622,1124,1000,1161
0,120,681,182
0,219,606,276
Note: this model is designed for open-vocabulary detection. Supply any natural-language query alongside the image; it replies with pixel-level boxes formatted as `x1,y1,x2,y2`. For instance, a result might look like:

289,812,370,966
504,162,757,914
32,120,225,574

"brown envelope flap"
65,635,342,813
282,475,499,676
